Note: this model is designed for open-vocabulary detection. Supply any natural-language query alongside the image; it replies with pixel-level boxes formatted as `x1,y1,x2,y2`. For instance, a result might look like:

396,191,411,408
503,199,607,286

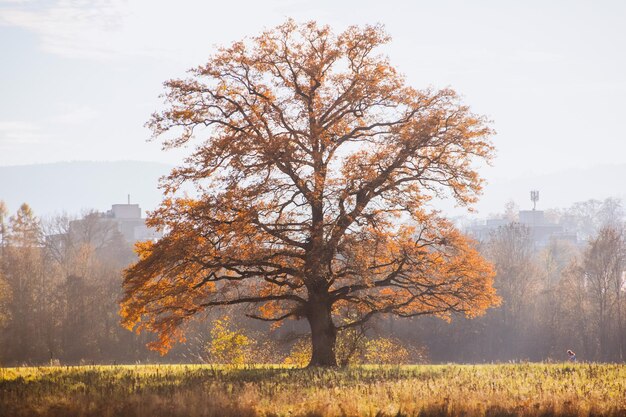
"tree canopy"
121,20,499,366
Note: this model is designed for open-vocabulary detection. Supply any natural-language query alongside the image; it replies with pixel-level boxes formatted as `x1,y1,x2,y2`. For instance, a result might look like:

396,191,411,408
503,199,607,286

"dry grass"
1,363,625,417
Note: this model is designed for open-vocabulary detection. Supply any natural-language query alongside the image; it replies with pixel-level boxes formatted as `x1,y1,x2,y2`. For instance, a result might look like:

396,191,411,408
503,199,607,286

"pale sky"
1,0,625,184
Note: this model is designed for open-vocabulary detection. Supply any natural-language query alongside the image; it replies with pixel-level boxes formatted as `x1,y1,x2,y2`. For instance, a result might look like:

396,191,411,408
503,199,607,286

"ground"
1,363,625,417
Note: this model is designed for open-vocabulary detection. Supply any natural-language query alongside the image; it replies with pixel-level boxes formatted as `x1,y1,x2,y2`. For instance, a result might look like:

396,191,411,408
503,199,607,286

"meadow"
1,363,625,417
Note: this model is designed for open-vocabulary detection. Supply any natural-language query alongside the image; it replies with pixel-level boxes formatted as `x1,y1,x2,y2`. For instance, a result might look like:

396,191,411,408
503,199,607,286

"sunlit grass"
1,363,625,416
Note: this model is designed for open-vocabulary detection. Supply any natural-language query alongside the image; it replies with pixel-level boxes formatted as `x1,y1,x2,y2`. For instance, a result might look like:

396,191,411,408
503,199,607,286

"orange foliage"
120,20,498,355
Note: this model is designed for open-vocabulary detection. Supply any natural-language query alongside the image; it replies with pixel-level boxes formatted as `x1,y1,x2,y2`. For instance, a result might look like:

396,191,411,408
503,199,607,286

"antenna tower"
530,190,539,211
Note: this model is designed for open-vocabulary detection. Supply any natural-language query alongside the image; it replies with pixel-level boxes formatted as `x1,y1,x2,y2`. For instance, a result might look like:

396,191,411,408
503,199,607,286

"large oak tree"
121,20,499,366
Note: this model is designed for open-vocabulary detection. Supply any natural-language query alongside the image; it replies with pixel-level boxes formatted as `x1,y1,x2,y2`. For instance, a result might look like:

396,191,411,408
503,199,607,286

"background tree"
121,20,499,366
581,226,625,360
486,224,538,328
0,204,48,362
560,198,624,241
535,239,578,358
485,223,541,358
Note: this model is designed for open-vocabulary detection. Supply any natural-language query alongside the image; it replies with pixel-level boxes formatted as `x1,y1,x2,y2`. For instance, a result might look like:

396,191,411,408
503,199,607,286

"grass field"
1,363,625,417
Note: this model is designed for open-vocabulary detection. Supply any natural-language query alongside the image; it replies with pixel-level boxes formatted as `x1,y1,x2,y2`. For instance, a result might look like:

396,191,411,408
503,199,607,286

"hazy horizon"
1,160,624,219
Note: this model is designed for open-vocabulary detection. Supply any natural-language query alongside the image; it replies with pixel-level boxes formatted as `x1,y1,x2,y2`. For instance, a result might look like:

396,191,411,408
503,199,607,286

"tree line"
407,197,626,363
0,197,623,365
0,202,158,365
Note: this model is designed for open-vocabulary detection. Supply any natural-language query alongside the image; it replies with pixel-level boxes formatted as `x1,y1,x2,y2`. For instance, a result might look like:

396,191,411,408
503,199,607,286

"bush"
283,338,311,367
363,337,427,365
206,316,254,365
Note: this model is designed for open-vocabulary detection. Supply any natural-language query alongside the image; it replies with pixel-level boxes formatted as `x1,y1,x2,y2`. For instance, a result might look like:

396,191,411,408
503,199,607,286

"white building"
466,209,578,248
104,203,161,243
66,201,162,245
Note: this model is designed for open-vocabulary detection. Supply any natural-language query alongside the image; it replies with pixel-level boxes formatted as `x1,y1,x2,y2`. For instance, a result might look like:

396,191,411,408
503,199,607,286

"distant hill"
0,161,171,218
0,161,624,219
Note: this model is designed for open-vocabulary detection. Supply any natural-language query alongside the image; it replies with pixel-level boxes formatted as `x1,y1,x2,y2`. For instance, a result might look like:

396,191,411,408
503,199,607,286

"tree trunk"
306,297,337,367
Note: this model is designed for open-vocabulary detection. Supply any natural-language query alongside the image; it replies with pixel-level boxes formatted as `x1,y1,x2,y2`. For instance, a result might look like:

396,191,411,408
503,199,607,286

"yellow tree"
121,20,499,366
1,204,45,362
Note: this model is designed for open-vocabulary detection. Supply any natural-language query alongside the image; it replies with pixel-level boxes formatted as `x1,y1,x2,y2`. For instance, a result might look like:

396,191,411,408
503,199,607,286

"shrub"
363,337,411,365
283,338,311,367
206,316,254,365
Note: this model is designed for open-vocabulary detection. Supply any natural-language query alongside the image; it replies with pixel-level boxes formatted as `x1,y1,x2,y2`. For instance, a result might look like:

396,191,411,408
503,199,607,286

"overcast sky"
1,0,625,185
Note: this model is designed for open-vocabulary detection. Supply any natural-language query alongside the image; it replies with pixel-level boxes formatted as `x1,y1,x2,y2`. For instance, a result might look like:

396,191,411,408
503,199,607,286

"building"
103,203,161,243
67,200,162,245
466,191,580,248
466,209,578,248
